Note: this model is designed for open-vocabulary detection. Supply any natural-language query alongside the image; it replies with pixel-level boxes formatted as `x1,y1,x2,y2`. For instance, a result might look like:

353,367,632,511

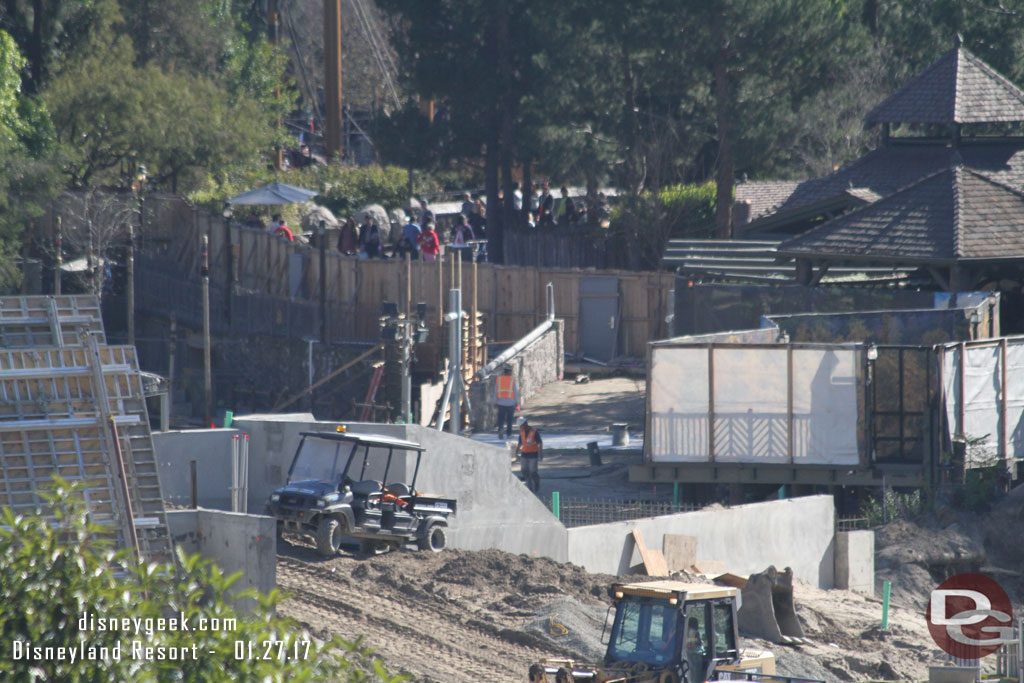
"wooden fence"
124,196,674,357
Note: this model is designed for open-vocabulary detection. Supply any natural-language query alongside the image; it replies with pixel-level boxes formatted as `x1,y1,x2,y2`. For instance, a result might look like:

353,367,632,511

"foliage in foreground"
0,477,408,682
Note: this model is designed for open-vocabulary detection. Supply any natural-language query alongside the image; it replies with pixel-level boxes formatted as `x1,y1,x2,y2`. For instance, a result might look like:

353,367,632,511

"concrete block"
835,530,875,595
663,534,697,573
154,430,239,510
928,666,979,683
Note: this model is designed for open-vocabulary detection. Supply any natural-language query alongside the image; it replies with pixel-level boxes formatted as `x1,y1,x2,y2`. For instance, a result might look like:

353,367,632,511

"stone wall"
469,319,564,432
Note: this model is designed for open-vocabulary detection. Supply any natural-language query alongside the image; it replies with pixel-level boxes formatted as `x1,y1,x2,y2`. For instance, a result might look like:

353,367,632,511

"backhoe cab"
529,580,812,683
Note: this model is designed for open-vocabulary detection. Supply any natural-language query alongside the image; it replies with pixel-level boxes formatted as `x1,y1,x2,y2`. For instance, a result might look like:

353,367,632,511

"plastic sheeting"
942,341,1024,467
649,345,861,465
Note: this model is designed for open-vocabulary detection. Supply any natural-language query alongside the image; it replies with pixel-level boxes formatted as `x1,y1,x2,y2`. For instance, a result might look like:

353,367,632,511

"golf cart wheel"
417,524,447,552
315,517,343,557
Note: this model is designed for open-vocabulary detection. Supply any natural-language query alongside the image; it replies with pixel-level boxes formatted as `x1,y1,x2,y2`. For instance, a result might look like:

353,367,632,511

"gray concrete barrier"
834,529,875,595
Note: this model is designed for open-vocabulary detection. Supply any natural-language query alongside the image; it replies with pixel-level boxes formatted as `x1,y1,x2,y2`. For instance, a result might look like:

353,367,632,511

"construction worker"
494,365,519,438
517,416,542,493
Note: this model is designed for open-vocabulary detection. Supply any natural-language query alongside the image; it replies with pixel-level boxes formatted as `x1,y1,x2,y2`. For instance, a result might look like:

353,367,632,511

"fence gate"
578,277,619,362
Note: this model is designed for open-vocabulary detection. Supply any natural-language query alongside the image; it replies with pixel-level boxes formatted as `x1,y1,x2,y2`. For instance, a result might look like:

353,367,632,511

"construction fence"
124,195,673,358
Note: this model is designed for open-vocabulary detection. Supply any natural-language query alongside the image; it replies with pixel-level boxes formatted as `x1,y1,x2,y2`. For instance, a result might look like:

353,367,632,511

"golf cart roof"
298,430,426,452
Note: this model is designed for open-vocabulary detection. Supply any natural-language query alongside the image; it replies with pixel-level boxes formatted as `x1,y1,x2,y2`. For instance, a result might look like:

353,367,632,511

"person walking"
536,183,554,227
397,215,422,260
516,416,543,493
555,186,576,226
494,365,519,438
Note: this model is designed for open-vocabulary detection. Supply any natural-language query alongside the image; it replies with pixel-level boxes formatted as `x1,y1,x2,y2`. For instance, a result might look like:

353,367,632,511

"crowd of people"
243,183,613,261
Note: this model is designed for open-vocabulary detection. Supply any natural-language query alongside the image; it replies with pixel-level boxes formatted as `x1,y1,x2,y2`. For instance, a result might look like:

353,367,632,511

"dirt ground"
519,376,646,433
274,535,990,683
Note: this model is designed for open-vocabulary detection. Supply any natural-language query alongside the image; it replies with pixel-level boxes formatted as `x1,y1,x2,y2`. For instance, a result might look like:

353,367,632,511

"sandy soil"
276,536,970,683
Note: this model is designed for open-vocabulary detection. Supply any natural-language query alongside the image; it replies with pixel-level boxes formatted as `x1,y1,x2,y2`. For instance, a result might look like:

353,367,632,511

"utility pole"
268,0,284,170
201,235,212,426
324,0,343,160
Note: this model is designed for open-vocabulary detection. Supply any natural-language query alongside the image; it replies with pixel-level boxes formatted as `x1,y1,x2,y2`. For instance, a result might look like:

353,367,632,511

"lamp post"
223,203,234,324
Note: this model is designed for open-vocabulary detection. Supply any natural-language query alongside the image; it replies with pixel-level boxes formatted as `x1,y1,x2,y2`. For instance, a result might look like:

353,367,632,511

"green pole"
673,482,680,511
223,410,233,428
552,491,560,521
881,580,891,629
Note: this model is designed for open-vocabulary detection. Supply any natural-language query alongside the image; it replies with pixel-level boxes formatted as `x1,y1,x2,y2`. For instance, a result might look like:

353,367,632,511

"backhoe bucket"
734,566,806,644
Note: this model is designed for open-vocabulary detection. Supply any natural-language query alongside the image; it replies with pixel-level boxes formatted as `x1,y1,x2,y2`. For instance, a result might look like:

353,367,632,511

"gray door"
579,277,620,361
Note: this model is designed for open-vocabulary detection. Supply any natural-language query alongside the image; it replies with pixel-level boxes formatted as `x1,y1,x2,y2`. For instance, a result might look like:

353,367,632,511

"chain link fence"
544,496,702,528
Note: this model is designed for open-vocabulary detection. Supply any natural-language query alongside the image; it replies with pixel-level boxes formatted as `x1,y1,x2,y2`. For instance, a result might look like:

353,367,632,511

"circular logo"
927,573,1013,659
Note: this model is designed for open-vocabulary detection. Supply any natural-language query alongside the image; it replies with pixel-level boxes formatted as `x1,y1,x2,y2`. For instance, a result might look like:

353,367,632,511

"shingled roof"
777,166,1024,263
865,43,1024,125
748,139,1024,231
735,181,802,221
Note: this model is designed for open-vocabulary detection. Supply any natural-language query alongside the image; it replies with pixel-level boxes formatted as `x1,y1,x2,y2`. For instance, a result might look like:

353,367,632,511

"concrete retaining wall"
834,530,874,595
164,418,838,587
166,509,276,611
231,417,568,560
565,495,835,588
469,320,564,432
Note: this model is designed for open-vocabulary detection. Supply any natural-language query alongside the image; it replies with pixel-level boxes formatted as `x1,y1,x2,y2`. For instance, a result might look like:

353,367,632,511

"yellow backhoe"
527,577,818,683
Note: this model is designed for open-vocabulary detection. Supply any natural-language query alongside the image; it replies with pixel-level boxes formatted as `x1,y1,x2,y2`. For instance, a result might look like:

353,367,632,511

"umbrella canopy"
227,182,318,205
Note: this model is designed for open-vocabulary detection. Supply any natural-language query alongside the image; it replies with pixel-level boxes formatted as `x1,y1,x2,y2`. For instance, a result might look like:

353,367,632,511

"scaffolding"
0,295,173,563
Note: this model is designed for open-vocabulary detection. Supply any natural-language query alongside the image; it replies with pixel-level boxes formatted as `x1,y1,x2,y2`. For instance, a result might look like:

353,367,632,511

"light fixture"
222,203,233,219
866,344,878,361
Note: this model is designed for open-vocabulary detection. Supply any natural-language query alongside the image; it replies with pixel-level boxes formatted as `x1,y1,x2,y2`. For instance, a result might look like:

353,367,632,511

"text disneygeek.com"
8,611,311,663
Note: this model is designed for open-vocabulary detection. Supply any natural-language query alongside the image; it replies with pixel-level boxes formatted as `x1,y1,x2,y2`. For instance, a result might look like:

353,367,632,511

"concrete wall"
168,418,837,587
231,417,568,559
469,319,564,431
565,495,836,588
166,509,277,611
154,429,239,510
834,530,875,595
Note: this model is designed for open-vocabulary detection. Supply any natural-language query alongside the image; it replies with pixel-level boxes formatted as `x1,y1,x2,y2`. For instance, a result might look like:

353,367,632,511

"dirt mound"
433,549,615,603
875,518,984,570
520,598,609,661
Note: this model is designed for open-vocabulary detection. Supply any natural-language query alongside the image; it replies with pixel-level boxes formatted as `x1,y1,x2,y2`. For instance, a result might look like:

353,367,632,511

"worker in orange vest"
494,365,520,438
516,416,543,493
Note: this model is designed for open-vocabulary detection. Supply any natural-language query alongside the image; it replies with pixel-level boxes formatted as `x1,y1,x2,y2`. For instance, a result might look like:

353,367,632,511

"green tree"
43,37,273,190
0,477,409,682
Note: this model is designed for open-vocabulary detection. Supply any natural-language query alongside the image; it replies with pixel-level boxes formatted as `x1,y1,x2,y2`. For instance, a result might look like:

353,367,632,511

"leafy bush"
0,477,408,682
860,488,924,526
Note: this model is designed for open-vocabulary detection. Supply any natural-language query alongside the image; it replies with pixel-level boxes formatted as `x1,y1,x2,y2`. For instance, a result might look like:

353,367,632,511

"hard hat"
518,416,528,426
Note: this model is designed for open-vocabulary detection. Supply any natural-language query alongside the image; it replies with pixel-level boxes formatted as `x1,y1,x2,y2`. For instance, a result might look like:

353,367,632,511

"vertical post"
319,221,328,343
323,0,343,159
787,343,794,463
126,224,135,346
881,580,891,629
268,0,284,169
54,216,62,295
1001,338,1009,463
168,314,176,429
472,260,478,372
307,339,315,412
672,482,679,511
957,342,966,438
438,254,444,328
552,491,560,520
224,208,233,324
707,344,715,462
190,460,198,509
201,235,212,426
448,288,462,435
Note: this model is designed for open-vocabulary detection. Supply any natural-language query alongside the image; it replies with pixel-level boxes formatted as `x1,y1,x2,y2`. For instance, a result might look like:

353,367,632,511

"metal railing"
545,496,702,528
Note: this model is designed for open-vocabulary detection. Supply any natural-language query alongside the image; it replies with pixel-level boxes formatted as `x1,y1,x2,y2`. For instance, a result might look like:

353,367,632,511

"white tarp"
713,348,788,462
649,347,708,462
649,345,861,465
791,349,860,465
942,341,1024,467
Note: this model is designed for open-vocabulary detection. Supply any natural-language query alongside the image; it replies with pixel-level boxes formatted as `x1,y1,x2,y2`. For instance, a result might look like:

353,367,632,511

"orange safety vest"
520,426,539,454
496,375,515,400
